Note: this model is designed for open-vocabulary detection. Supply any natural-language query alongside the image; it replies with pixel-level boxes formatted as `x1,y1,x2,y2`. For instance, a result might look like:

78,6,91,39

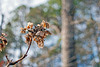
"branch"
5,37,32,67
71,19,86,25
50,24,60,34
38,54,60,67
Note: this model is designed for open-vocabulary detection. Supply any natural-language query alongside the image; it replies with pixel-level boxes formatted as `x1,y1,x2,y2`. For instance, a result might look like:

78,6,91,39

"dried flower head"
21,20,51,48
0,33,7,52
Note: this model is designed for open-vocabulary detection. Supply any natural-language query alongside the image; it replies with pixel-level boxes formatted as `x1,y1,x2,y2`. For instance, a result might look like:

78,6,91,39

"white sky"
1,0,48,13
0,0,48,25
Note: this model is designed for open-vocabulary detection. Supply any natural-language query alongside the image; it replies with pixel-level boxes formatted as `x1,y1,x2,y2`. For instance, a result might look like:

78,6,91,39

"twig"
5,37,32,67
5,55,9,62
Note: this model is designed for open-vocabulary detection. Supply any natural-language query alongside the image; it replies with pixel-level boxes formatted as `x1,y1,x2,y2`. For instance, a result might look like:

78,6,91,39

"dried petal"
2,33,7,37
25,34,32,44
45,30,51,35
27,22,33,28
37,24,41,27
28,32,33,37
37,41,44,48
0,36,3,39
0,48,2,51
41,20,49,28
2,40,7,45
36,31,45,37
0,43,5,52
20,28,26,33
27,25,30,29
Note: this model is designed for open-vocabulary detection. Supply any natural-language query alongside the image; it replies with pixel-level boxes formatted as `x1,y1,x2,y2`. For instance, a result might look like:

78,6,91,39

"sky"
0,0,48,25
1,0,48,13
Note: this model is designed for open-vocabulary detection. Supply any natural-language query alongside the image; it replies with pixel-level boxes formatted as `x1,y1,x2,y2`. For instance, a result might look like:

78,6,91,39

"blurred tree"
61,0,77,67
74,0,100,66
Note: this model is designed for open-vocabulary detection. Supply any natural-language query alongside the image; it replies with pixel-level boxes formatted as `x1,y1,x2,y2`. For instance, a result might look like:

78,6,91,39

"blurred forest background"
0,0,100,67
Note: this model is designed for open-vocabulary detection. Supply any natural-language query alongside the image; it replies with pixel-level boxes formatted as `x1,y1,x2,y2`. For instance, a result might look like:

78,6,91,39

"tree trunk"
0,14,4,35
61,0,77,67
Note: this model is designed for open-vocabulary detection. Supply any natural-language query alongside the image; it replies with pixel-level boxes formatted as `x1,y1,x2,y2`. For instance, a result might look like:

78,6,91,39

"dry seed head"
21,20,51,48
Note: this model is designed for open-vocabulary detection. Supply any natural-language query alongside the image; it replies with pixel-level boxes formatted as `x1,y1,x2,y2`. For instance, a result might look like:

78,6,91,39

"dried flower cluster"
21,20,51,48
0,33,7,51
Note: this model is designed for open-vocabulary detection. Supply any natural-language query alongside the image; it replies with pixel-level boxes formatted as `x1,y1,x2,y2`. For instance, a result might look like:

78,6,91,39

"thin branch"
71,19,86,25
50,25,60,34
5,55,9,62
5,37,32,67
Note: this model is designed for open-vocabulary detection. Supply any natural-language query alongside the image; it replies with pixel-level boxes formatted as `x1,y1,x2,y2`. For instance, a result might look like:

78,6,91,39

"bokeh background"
0,0,100,67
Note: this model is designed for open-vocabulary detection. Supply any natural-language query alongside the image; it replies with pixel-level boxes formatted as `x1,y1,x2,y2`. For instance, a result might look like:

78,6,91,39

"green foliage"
26,0,61,25
49,37,61,56
0,49,6,61
49,47,60,56
4,22,16,43
94,63,100,67
11,5,27,23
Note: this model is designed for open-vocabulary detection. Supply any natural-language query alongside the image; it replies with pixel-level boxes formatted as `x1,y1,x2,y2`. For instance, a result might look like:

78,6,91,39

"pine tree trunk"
61,0,77,67
0,14,4,35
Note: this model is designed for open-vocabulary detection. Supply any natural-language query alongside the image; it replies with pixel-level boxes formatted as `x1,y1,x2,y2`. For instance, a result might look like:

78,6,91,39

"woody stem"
5,37,32,67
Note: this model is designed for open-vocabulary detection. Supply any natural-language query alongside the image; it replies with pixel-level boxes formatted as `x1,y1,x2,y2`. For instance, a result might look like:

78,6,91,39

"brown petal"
36,31,45,37
20,28,26,33
41,20,49,28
